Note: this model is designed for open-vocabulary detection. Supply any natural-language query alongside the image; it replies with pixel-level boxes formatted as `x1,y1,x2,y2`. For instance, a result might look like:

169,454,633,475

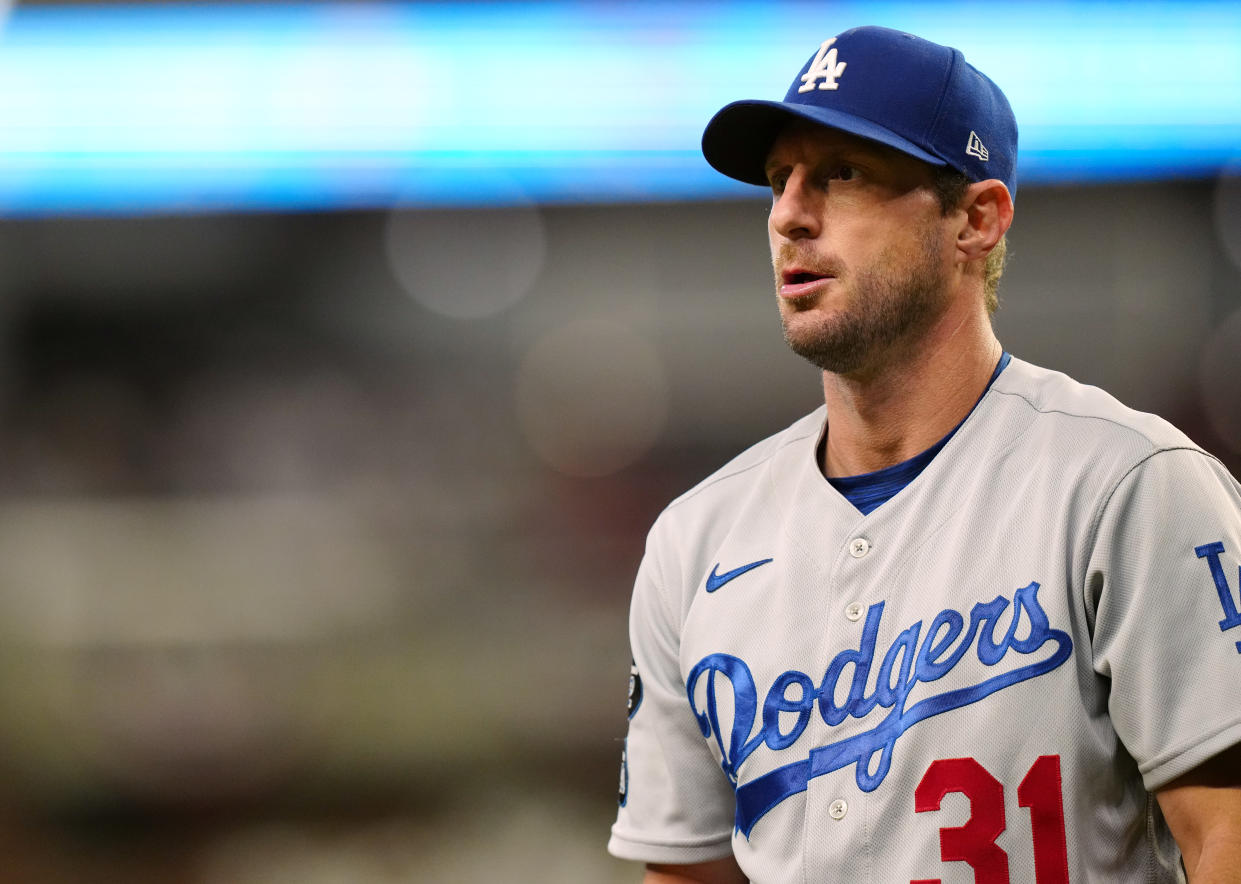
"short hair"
930,167,1007,316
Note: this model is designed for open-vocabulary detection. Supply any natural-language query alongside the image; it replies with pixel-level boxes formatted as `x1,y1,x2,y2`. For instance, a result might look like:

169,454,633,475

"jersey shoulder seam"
987,386,1194,453
662,420,819,514
990,384,1228,592
1084,444,1223,556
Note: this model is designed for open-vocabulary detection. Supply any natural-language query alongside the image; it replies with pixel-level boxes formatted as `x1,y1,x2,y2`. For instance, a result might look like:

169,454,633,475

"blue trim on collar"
828,351,1011,515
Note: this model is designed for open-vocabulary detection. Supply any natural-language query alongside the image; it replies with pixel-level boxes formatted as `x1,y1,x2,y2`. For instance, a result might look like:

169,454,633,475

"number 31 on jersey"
912,755,1069,884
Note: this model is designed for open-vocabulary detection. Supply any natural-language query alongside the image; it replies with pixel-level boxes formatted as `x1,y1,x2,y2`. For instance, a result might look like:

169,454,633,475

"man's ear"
956,179,1014,263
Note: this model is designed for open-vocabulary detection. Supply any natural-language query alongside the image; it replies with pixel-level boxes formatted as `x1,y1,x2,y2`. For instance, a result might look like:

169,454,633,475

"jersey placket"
799,517,884,883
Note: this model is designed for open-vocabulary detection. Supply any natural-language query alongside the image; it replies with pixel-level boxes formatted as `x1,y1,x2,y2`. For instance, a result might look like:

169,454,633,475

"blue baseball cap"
702,26,1018,197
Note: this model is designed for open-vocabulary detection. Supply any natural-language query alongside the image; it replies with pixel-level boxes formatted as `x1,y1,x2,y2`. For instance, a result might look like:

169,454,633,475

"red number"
911,755,1071,884
913,757,1010,884
1018,756,1070,884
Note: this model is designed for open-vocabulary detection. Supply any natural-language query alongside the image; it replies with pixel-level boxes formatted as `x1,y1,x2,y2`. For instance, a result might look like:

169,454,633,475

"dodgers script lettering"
686,581,1073,836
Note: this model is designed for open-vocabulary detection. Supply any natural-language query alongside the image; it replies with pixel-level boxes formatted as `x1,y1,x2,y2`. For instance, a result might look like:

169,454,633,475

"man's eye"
833,165,856,181
769,175,787,195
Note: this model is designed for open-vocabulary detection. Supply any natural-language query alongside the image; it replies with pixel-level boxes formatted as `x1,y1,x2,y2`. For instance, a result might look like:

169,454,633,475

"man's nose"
769,170,821,241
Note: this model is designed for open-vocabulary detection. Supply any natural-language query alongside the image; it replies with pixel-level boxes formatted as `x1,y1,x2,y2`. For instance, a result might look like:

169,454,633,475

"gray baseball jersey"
609,356,1241,882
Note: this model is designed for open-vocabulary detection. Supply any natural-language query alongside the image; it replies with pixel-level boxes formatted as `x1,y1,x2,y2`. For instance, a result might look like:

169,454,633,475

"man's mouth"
779,268,834,298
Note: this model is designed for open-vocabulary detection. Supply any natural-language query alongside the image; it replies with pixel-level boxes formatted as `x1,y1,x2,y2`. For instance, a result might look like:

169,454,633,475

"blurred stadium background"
0,1,1237,881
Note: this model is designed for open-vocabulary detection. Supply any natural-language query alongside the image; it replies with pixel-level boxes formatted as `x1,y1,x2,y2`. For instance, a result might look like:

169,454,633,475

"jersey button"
845,602,864,622
828,798,848,820
849,537,870,558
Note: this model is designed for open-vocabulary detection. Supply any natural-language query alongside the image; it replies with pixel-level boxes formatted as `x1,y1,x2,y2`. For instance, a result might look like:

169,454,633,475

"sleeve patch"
618,739,629,807
627,658,644,718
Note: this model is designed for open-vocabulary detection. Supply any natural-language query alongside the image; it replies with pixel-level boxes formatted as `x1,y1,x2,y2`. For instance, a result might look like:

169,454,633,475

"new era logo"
798,38,847,92
966,130,990,161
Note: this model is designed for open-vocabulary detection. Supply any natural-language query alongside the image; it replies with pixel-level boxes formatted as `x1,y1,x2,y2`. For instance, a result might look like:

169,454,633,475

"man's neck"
820,311,1002,479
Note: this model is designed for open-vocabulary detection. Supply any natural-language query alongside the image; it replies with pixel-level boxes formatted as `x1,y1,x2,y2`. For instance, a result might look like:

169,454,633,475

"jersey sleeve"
1087,447,1241,791
608,519,738,864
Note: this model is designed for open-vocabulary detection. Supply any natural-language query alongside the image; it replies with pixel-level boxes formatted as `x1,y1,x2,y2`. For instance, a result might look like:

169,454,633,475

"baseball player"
608,25,1241,884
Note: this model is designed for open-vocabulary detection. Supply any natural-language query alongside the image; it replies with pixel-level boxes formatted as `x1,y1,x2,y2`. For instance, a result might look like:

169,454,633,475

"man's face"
765,122,956,376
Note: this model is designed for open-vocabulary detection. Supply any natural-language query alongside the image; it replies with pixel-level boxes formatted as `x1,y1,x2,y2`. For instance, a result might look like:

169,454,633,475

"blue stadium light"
0,1,1237,215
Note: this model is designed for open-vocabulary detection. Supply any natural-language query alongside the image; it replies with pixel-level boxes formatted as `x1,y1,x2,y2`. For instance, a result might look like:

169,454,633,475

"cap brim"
701,99,948,186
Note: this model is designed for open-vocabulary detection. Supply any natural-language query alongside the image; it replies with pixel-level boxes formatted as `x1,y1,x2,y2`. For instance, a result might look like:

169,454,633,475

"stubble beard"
777,227,950,376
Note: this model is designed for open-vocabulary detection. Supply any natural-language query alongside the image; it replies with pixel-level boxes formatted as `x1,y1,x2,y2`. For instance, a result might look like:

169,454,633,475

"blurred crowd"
0,172,1234,880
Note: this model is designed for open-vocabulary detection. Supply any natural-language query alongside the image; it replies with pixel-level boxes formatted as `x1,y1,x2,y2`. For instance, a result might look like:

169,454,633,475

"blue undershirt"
827,352,1011,515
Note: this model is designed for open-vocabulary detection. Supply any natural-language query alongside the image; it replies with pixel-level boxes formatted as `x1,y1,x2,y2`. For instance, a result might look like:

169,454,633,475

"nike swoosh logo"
705,558,774,593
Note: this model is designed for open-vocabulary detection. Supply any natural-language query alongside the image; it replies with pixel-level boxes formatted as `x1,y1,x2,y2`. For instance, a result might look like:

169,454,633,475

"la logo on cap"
798,38,847,92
